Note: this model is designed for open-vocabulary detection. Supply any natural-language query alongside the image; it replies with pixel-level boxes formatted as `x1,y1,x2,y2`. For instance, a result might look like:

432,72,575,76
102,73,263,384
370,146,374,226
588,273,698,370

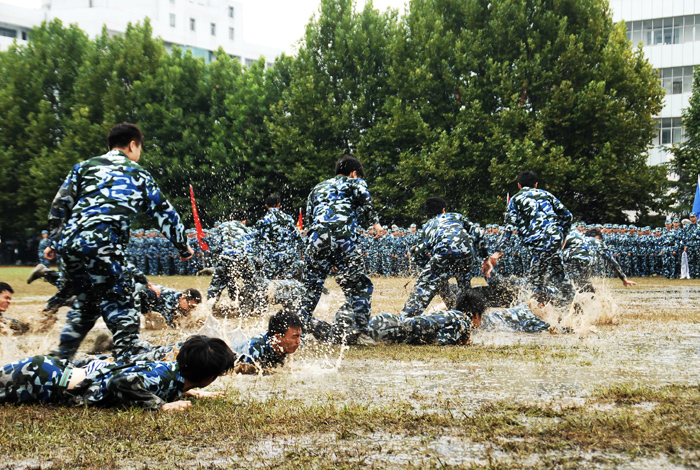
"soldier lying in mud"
0,336,235,411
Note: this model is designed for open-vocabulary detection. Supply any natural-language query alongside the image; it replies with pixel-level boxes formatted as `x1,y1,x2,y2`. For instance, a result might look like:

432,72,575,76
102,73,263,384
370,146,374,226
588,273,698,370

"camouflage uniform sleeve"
105,369,176,410
48,163,81,248
552,195,573,234
459,215,488,260
142,173,189,257
353,179,380,226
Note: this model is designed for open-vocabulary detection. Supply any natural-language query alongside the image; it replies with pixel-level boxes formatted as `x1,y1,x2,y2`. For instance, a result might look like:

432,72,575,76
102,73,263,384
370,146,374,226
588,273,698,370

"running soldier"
44,123,193,360
484,171,574,308
401,197,487,317
300,155,384,343
255,194,303,280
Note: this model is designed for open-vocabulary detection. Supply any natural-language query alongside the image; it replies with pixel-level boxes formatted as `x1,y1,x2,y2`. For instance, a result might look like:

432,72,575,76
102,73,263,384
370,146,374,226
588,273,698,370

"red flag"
189,184,209,251
506,192,510,205
297,207,303,231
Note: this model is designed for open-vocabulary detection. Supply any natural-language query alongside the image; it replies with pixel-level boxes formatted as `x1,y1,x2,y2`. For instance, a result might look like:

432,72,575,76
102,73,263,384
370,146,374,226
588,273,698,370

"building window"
21,31,28,41
0,27,17,38
170,0,174,3
190,18,195,31
656,118,684,145
245,58,255,67
626,15,699,46
659,67,694,95
170,14,176,28
230,54,241,63
211,23,216,36
228,27,234,40
228,6,234,18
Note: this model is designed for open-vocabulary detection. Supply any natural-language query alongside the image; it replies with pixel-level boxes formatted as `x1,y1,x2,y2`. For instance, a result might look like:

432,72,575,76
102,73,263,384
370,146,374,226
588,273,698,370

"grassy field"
1,267,699,469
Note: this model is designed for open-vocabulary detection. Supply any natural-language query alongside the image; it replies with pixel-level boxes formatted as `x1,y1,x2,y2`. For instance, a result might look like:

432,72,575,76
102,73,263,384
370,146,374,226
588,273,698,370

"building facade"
0,0,280,66
610,0,700,166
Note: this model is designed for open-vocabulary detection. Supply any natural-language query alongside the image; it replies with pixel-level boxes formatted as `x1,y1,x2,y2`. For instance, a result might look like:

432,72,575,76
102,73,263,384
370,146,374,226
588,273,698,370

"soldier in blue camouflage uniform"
0,335,235,411
682,213,700,278
37,231,51,268
132,230,148,273
484,171,574,308
45,123,193,360
369,288,485,345
478,304,550,333
255,194,304,280
300,155,384,342
232,309,302,373
660,219,679,278
401,197,487,317
207,213,263,313
139,286,202,328
562,227,635,293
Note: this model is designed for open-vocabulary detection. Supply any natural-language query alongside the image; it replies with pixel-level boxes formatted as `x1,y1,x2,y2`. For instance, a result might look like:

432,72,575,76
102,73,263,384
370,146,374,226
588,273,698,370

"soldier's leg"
298,250,333,327
367,313,410,343
0,355,71,404
100,269,146,360
335,247,374,334
543,252,575,307
401,255,452,317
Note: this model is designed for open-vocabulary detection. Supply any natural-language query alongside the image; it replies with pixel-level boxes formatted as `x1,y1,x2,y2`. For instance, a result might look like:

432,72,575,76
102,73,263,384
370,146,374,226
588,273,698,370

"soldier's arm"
47,164,81,250
142,173,190,258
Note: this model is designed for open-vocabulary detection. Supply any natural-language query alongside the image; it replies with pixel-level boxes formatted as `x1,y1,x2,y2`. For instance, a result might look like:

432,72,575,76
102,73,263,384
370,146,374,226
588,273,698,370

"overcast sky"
1,0,408,54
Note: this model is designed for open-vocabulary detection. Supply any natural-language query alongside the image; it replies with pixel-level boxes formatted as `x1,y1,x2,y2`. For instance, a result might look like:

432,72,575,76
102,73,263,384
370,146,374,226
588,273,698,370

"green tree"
0,20,90,237
268,0,398,209
669,66,700,215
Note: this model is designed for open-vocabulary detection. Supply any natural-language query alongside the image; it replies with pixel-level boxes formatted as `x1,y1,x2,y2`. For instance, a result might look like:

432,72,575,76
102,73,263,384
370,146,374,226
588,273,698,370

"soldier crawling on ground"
0,282,30,335
232,309,303,375
0,335,235,411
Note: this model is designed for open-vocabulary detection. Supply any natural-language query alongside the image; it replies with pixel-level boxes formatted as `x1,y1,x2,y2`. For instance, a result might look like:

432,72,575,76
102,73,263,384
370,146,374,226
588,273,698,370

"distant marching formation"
35,213,700,280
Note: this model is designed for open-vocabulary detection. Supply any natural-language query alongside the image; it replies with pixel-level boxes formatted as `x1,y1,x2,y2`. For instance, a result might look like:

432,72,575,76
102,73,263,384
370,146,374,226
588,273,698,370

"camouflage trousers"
262,249,302,280
528,248,574,307
56,240,149,361
401,253,472,317
564,259,596,293
0,355,72,404
300,240,373,337
207,253,264,313
479,304,550,333
368,310,472,345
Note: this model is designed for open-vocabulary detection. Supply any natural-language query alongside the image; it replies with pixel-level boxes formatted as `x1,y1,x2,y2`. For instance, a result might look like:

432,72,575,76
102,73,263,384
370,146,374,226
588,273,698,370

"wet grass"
2,267,700,468
0,384,698,468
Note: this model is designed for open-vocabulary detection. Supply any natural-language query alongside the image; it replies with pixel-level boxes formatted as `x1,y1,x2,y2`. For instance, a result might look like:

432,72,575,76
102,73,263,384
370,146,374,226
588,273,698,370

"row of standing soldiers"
109,216,700,280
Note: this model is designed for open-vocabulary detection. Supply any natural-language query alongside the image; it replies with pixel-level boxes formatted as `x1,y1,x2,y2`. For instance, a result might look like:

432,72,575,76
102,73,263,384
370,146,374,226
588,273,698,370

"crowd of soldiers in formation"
35,214,699,280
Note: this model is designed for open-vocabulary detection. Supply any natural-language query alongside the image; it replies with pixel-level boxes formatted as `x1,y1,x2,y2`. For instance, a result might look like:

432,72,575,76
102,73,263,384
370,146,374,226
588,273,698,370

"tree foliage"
0,1,668,239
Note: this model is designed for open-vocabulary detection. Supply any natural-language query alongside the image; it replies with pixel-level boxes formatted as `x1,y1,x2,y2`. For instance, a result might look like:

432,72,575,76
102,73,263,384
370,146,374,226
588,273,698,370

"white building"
0,0,280,66
610,0,700,166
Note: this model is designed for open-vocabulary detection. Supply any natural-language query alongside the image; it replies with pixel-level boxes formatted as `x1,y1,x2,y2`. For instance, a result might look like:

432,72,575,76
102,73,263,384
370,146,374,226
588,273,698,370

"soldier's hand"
44,247,56,261
179,245,195,261
161,400,191,411
147,283,162,297
622,278,637,287
234,363,260,375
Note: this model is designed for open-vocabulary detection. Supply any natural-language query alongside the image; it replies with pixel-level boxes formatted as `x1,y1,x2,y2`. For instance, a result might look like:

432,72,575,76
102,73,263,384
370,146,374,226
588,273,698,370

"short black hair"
0,282,13,294
424,197,447,218
177,335,236,383
517,171,538,188
183,288,202,303
231,209,247,221
585,227,603,238
265,194,281,207
268,309,303,337
107,123,144,150
455,288,487,319
335,155,365,178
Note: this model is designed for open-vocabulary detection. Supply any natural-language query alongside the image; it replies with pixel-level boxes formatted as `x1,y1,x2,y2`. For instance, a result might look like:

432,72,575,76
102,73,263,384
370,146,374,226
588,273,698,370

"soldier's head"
517,171,538,189
178,289,202,313
108,123,144,162
673,219,680,229
268,309,303,355
265,194,281,209
424,197,447,218
690,212,698,224
456,288,487,330
585,227,603,240
335,154,365,179
176,335,236,388
0,282,13,313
